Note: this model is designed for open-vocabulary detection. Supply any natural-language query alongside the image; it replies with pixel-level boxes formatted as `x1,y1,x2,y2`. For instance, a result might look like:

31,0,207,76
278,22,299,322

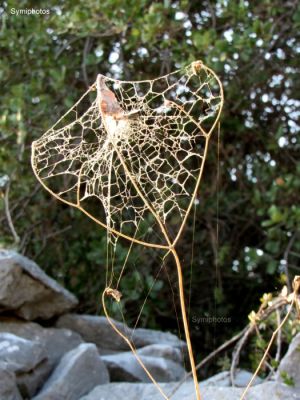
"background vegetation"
1,0,299,376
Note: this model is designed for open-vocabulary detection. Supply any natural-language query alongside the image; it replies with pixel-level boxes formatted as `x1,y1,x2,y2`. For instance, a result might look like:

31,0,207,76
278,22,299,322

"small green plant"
280,371,295,387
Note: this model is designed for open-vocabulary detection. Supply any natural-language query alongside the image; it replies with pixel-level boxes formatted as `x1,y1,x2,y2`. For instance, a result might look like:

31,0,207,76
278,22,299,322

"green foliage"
0,0,299,373
216,353,231,372
280,371,295,387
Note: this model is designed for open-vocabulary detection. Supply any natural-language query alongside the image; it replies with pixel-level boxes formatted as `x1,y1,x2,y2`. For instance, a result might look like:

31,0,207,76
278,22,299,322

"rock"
0,363,22,400
80,382,186,400
201,369,262,387
277,332,300,388
80,380,300,400
246,381,300,400
0,332,45,372
137,344,183,364
102,350,185,382
132,327,187,351
33,343,109,400
56,314,186,354
0,317,83,368
80,381,241,400
0,332,50,397
17,362,51,399
56,314,130,353
0,249,78,320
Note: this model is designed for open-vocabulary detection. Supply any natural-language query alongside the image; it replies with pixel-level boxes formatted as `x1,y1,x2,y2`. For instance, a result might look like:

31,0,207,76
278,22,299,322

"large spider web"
31,61,223,246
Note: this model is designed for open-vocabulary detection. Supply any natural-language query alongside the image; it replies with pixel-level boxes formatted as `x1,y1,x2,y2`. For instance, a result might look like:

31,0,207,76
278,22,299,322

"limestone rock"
56,314,130,353
247,381,300,400
132,327,187,351
0,250,78,320
102,350,185,382
80,380,300,400
277,332,300,388
56,313,186,354
0,317,83,368
0,363,22,400
33,343,109,400
80,381,242,400
201,369,262,387
137,344,183,364
0,332,50,397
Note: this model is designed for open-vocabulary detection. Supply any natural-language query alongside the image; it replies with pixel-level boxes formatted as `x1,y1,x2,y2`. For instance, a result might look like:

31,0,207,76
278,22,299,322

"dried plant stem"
230,296,287,386
239,292,296,400
275,309,282,362
102,288,169,399
102,246,202,400
171,247,201,400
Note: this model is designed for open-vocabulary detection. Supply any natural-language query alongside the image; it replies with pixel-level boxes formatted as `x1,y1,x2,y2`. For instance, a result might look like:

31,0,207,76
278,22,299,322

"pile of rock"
0,249,299,400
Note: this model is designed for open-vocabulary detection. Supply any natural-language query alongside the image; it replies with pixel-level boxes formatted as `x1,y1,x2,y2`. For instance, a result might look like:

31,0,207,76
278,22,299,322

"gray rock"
0,317,83,367
0,249,78,320
33,343,110,400
277,332,300,388
80,382,188,400
0,332,51,397
56,314,130,353
201,369,262,387
80,380,300,400
0,332,46,372
80,382,235,400
0,363,22,400
137,344,183,364
132,327,187,351
102,351,185,382
246,381,300,399
17,362,51,399
56,314,186,354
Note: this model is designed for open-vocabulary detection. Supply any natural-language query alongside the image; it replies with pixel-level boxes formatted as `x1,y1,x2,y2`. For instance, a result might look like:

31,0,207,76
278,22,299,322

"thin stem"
171,247,201,400
102,288,169,400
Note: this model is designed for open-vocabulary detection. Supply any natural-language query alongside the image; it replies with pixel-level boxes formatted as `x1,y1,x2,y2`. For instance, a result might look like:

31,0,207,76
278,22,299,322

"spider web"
31,61,223,246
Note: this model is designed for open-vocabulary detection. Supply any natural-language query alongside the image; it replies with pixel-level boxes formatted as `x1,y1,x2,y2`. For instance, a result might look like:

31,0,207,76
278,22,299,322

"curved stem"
171,247,201,400
102,288,169,400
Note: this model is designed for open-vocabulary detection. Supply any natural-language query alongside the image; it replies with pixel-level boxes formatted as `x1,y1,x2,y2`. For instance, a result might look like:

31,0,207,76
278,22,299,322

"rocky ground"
0,249,299,399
